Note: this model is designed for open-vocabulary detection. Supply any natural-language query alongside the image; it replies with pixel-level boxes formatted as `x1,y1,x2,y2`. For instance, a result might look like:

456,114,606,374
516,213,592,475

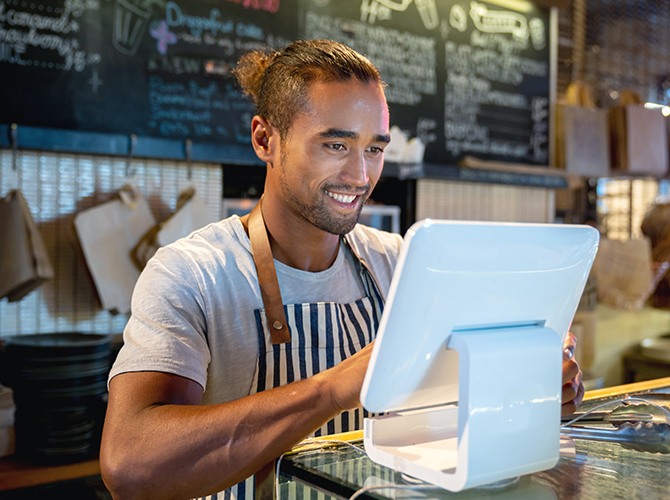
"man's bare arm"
100,343,373,500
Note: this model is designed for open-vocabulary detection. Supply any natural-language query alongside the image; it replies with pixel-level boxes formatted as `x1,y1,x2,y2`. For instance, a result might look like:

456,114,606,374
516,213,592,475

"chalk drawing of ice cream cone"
113,0,165,56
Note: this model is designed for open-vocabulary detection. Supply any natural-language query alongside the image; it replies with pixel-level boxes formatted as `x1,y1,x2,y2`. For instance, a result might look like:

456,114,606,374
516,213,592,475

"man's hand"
561,332,584,416
318,342,374,413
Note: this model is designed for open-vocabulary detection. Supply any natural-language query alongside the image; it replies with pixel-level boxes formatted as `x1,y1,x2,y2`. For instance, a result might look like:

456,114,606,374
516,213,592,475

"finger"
573,376,585,407
563,332,577,358
562,379,577,404
561,370,583,405
561,375,585,416
561,398,578,417
562,357,580,385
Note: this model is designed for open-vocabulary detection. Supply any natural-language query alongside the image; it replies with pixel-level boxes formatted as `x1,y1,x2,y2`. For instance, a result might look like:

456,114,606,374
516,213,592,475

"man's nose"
340,152,369,187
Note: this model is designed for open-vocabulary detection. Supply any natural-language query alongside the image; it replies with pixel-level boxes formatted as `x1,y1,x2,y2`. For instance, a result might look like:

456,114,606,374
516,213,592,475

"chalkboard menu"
0,0,297,149
1,0,550,166
300,0,551,165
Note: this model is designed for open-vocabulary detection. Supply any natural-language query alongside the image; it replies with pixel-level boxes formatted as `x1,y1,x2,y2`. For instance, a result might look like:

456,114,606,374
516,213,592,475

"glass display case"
2,380,670,499
278,382,670,500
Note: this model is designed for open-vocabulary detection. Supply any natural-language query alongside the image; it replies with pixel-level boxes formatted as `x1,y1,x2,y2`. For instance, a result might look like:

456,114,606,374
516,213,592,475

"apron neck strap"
249,199,291,345
342,234,387,303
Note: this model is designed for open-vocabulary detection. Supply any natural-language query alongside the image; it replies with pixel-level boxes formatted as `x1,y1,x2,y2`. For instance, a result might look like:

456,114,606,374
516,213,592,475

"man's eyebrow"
318,129,391,144
318,128,359,140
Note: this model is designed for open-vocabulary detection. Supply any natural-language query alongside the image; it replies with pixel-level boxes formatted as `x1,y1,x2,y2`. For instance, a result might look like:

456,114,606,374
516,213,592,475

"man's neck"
241,194,341,273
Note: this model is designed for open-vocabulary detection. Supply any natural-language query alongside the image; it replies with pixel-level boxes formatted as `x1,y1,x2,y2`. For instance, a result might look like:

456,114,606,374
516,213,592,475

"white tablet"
361,219,599,413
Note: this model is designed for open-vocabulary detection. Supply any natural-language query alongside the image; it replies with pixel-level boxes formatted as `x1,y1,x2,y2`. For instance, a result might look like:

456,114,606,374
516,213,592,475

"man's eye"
327,143,346,151
369,146,384,154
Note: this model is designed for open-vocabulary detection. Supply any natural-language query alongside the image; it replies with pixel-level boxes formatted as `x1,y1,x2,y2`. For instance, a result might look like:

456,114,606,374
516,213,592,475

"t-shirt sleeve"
109,246,211,390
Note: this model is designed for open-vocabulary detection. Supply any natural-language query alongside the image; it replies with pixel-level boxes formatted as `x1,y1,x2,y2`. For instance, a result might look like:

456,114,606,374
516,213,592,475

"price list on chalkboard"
1,0,296,146
301,0,550,166
1,0,550,166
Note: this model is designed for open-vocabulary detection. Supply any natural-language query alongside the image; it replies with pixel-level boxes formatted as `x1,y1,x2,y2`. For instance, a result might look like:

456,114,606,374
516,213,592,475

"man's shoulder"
135,215,256,308
348,224,403,254
346,224,402,293
159,216,249,261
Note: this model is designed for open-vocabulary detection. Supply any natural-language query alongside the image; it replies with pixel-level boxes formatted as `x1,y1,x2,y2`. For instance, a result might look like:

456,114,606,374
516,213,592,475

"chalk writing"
147,75,254,138
360,0,394,25
416,117,437,146
530,96,548,163
449,4,467,32
469,1,527,41
305,11,436,106
147,55,201,74
446,41,547,86
165,2,233,37
224,0,279,14
529,17,545,50
0,0,100,70
360,0,438,30
443,3,548,163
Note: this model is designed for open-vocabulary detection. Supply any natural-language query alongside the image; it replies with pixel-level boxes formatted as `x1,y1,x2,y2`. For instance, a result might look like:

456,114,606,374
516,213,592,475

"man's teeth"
326,191,356,204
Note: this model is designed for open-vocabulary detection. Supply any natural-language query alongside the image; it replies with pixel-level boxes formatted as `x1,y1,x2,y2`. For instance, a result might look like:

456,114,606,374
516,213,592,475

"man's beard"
278,175,369,235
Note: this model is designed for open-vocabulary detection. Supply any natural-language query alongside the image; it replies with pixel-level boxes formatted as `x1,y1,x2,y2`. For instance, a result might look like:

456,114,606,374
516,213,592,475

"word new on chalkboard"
1,0,551,167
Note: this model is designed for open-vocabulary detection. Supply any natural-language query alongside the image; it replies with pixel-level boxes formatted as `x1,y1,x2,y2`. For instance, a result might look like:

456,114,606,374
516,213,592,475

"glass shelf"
280,387,670,500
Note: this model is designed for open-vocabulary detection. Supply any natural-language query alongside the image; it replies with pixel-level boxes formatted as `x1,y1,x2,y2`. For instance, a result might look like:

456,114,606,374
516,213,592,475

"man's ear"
251,115,279,163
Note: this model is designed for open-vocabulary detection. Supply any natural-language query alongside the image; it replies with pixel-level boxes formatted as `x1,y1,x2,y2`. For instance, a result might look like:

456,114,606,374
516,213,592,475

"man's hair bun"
233,50,279,105
233,40,382,139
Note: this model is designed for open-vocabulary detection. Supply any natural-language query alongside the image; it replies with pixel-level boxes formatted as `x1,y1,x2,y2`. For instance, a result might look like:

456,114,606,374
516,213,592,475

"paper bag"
555,82,610,177
0,190,54,302
591,237,655,311
610,104,669,175
74,186,155,314
641,203,670,310
556,105,610,177
132,187,213,270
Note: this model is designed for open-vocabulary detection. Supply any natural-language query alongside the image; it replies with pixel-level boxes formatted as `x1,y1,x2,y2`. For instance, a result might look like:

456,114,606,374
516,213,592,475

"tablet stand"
364,324,562,492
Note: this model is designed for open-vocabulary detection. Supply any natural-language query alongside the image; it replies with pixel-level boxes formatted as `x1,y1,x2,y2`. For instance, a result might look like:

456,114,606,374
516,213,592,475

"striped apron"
199,201,385,500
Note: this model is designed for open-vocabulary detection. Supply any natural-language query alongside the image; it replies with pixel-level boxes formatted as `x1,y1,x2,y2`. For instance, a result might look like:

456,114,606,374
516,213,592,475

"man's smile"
325,190,358,205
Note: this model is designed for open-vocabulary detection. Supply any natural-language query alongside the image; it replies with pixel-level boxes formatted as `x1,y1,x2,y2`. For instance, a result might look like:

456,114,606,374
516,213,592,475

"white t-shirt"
110,215,402,405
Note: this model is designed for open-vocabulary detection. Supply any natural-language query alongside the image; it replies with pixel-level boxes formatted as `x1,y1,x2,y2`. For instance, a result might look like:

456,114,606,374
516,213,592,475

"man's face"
271,79,390,235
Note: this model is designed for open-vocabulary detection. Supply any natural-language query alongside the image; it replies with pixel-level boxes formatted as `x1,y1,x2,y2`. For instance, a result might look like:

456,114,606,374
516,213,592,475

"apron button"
272,321,284,330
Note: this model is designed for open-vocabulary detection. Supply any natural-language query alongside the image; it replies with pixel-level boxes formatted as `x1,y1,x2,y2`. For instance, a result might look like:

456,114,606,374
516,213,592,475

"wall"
1,163,558,338
0,149,222,338
594,305,670,387
416,179,556,223
7,149,653,388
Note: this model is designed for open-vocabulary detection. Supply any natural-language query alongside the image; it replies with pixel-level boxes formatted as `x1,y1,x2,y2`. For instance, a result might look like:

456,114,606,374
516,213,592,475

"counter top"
3,377,670,494
279,377,670,500
0,457,100,491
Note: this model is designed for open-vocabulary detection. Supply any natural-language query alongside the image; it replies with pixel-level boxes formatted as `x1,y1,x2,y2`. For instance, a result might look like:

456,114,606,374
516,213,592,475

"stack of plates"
1,333,112,464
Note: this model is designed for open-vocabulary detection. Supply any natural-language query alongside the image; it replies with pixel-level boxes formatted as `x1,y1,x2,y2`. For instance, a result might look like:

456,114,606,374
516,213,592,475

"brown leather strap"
249,199,291,344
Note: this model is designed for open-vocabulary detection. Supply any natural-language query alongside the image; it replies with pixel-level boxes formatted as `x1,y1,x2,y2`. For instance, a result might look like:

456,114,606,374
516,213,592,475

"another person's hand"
561,332,584,416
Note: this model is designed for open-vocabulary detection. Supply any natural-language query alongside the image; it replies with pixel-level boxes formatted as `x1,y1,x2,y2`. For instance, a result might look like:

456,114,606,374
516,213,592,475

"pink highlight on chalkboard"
150,21,177,55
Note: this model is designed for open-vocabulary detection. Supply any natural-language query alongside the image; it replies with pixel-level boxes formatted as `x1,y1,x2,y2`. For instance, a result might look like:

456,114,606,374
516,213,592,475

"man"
101,40,584,500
